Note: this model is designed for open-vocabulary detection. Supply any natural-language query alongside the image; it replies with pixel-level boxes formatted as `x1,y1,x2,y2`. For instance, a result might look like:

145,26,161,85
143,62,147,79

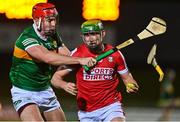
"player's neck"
33,24,48,41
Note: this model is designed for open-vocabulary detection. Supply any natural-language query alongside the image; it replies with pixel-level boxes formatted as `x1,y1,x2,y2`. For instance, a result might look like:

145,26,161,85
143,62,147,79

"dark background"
0,0,180,109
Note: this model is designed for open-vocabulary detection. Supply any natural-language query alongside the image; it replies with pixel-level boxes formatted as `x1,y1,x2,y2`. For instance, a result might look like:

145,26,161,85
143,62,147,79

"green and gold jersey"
9,25,62,91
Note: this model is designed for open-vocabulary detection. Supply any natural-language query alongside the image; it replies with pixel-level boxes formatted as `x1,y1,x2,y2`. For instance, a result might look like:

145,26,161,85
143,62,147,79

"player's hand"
64,82,77,96
79,57,97,67
125,82,139,93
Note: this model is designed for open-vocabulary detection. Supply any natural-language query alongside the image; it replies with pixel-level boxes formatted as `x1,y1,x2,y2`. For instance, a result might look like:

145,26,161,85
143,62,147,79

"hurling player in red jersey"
51,19,139,122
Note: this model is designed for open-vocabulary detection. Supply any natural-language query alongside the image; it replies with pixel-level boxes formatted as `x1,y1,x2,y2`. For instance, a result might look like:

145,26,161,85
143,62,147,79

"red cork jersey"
71,43,128,112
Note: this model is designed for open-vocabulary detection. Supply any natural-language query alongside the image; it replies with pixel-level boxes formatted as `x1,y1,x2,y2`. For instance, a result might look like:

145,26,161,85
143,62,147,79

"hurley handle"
83,49,116,71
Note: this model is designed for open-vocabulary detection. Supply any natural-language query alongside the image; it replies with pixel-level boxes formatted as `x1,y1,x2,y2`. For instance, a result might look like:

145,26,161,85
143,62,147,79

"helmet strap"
100,31,103,42
37,18,42,31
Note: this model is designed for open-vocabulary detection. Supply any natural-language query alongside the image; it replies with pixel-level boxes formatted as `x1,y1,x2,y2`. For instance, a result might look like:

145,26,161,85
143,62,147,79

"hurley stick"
83,17,167,71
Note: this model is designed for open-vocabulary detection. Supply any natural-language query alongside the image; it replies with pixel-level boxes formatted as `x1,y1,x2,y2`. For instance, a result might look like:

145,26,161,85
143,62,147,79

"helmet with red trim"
32,3,58,19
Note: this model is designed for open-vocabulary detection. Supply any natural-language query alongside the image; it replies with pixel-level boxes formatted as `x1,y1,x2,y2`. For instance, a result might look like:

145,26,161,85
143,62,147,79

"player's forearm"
44,51,80,65
51,71,77,96
26,45,81,65
121,72,134,84
51,73,67,89
51,68,70,88
52,79,68,90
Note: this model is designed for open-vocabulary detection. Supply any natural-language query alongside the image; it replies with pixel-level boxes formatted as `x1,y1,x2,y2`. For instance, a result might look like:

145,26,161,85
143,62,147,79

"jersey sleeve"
116,50,129,75
16,35,40,50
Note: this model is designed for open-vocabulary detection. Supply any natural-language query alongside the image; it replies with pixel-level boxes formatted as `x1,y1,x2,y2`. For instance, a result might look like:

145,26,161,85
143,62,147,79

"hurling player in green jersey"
9,2,96,121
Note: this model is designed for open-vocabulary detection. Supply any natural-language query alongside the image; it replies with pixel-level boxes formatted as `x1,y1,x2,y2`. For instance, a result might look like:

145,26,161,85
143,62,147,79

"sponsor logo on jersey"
83,67,114,81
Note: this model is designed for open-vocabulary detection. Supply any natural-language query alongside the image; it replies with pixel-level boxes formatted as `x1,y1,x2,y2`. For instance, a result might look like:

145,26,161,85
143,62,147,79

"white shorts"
11,86,61,114
78,102,125,122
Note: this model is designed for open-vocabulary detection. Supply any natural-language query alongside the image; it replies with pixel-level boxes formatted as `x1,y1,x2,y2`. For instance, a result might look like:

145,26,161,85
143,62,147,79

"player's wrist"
75,57,82,65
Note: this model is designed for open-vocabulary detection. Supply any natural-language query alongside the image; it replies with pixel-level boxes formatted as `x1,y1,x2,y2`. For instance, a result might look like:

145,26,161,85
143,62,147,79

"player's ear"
102,30,106,37
80,34,83,39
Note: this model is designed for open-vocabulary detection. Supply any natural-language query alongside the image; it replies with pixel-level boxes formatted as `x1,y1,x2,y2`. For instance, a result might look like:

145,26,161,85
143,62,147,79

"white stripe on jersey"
70,48,77,56
118,68,128,74
25,44,40,50
22,38,38,46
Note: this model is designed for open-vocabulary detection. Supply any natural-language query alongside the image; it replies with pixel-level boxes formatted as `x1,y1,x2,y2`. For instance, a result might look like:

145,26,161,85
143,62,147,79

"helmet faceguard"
81,20,105,53
81,20,104,34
